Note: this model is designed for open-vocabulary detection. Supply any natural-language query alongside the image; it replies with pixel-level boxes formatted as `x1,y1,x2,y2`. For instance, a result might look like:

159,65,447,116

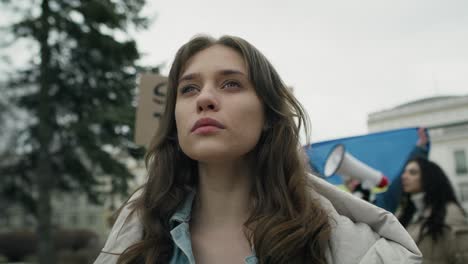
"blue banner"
304,127,429,212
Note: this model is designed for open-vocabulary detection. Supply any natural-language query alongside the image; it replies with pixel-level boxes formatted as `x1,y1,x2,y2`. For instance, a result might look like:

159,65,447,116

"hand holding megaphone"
324,144,389,190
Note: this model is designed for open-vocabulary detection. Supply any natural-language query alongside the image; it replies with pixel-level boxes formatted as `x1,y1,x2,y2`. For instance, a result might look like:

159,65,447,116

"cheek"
415,176,422,187
243,103,264,139
225,100,264,154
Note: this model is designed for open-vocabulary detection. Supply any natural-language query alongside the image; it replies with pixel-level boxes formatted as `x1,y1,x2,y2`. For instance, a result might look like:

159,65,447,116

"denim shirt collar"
170,190,196,227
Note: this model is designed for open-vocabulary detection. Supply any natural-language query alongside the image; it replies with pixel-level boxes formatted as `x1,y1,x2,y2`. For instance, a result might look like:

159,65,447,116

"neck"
191,160,252,228
410,192,426,212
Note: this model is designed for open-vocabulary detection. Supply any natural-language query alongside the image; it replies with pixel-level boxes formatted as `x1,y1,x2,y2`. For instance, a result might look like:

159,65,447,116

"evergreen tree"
0,0,150,263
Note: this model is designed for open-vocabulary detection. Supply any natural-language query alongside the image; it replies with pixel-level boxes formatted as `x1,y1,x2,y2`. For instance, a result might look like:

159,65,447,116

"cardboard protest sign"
135,74,168,147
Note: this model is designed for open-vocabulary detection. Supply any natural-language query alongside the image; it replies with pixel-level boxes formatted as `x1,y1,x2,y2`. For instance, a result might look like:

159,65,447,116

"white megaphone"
324,144,389,189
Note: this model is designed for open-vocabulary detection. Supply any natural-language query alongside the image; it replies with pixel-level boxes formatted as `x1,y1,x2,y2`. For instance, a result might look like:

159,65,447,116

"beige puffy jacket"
95,175,422,263
405,202,468,264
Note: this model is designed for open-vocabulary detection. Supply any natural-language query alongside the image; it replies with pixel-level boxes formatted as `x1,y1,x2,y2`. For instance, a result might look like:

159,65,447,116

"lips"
191,117,225,132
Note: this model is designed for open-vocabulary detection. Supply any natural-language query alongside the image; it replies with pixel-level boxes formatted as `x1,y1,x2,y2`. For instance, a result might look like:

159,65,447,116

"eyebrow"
218,69,246,77
178,69,247,83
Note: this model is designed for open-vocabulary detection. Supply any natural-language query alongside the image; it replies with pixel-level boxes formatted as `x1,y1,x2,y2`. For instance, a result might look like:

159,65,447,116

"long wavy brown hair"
117,35,331,264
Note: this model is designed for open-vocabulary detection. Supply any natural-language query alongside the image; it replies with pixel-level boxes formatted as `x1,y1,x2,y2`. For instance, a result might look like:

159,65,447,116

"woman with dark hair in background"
94,35,421,264
399,157,468,264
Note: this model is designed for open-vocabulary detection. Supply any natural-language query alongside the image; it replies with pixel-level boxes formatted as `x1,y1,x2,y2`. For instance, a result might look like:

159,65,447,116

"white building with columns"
368,94,468,211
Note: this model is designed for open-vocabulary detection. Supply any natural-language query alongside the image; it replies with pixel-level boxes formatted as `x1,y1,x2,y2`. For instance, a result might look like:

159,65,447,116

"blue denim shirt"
168,191,258,264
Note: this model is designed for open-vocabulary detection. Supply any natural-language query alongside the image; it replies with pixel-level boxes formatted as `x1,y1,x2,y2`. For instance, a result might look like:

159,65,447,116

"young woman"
399,157,468,264
94,35,421,264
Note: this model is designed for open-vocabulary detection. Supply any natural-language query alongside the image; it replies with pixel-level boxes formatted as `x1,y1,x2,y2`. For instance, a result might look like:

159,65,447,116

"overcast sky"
134,0,468,142
1,0,466,143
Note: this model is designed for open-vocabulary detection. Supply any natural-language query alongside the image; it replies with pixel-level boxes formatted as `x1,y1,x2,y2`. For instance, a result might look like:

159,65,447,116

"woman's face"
175,45,265,163
401,161,423,193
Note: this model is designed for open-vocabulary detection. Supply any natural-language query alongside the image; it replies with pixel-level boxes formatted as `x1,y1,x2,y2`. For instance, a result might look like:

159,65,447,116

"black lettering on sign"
153,97,164,104
153,82,166,98
153,81,167,118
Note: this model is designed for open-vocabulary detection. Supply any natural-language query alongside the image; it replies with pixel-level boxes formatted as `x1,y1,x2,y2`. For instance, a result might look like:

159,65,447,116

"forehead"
406,161,420,170
181,45,247,77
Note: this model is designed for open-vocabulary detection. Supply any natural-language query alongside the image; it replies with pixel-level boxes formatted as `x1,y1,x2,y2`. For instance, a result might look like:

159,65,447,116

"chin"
182,146,250,163
187,153,234,163
179,136,259,162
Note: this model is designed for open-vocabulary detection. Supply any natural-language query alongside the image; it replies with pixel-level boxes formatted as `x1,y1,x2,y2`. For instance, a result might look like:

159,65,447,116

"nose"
196,87,219,113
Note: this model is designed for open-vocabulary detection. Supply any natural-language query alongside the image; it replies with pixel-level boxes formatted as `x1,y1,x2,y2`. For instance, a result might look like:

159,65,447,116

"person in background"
398,156,468,264
344,177,372,201
94,35,421,264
